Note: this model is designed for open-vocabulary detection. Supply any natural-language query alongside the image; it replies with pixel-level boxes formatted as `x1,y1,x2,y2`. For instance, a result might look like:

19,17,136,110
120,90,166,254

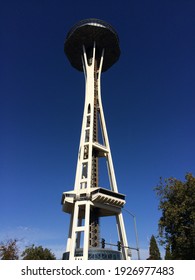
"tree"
147,235,161,260
164,244,172,260
21,244,56,260
155,173,195,260
0,239,19,260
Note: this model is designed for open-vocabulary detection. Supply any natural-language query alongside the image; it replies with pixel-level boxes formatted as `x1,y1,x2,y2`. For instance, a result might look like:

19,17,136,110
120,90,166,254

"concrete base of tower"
62,248,122,260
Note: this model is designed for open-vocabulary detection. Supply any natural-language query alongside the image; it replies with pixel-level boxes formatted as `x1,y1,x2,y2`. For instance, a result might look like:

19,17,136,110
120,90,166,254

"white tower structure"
61,19,130,260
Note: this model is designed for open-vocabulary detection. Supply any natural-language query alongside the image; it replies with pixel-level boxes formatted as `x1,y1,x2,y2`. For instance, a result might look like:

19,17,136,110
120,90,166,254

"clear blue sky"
1,0,195,259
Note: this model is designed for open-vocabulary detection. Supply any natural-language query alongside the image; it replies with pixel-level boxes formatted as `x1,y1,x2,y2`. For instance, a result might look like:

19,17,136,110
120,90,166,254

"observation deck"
64,18,120,72
61,187,126,217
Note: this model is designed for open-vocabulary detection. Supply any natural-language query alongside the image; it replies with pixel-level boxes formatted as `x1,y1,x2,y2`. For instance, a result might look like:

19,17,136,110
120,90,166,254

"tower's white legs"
62,41,130,260
116,212,130,260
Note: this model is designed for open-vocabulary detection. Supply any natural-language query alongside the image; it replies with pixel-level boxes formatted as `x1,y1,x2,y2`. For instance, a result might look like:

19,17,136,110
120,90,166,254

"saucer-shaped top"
64,18,120,72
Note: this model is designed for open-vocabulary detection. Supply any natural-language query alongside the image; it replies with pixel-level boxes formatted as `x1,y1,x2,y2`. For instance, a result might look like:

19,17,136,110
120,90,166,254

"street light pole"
123,208,141,260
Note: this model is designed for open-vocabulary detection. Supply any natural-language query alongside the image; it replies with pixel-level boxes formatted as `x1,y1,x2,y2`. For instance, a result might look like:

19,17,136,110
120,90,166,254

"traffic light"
117,241,121,251
101,238,105,248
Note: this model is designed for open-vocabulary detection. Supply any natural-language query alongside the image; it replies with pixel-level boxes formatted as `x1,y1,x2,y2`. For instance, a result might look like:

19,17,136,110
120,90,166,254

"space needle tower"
61,19,130,260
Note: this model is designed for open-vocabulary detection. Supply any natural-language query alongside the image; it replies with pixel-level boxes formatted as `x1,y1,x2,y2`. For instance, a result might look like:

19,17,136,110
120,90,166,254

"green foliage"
21,244,56,260
155,173,195,259
164,244,173,260
147,235,161,260
0,239,19,260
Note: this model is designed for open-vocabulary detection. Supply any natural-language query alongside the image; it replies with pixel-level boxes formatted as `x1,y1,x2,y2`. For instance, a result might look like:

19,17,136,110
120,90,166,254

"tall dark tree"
0,239,19,260
155,173,195,260
147,235,161,260
21,244,56,260
164,244,172,260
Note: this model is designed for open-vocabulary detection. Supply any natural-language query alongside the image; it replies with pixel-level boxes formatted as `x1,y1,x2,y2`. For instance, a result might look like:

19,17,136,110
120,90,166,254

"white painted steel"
63,42,130,260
